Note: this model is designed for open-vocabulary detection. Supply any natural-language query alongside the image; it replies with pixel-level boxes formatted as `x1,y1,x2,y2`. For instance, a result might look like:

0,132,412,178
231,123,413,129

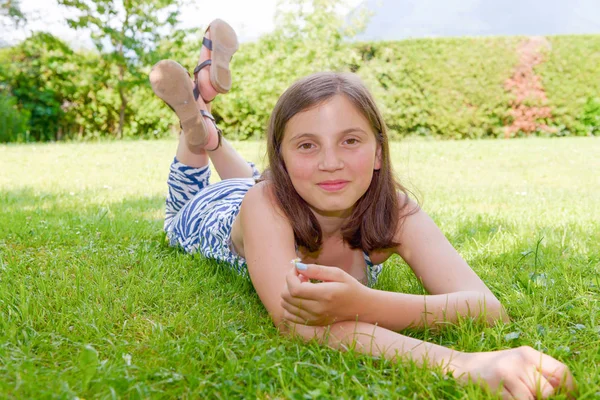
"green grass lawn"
1,137,599,398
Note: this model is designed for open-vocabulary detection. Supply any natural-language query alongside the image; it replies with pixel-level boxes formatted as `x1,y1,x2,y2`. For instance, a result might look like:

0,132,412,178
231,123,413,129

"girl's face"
281,94,382,218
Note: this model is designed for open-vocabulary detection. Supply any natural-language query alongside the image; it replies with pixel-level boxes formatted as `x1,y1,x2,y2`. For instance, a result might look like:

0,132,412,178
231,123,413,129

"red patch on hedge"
504,36,556,137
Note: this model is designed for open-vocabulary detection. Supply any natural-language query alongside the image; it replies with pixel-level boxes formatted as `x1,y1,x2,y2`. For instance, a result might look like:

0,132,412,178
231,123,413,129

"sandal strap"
193,86,201,102
199,109,222,151
202,36,212,51
192,36,214,103
206,127,223,152
193,59,213,103
193,59,212,75
200,109,215,121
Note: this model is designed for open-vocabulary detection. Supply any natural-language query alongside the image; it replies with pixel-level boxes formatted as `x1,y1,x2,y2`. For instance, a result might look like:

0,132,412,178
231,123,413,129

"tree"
214,0,371,139
0,0,26,24
57,0,183,138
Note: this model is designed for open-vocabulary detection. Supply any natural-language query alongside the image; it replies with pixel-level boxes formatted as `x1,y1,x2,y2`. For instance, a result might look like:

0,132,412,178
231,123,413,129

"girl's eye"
345,138,359,145
298,143,314,150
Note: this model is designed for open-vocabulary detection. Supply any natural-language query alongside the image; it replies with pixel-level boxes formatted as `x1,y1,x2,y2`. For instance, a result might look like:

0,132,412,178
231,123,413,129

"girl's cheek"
287,157,314,180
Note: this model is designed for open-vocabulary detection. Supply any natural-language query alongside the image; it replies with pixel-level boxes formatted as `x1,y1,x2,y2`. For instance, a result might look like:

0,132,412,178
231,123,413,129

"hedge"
1,30,599,141
211,34,599,140
536,35,600,136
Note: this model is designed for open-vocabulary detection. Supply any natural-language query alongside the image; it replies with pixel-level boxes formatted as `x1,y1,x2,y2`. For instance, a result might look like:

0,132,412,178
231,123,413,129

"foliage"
0,33,79,141
536,35,600,136
0,0,26,25
0,92,29,142
213,0,367,139
1,0,599,142
214,34,520,140
353,38,519,139
57,0,183,138
0,29,186,140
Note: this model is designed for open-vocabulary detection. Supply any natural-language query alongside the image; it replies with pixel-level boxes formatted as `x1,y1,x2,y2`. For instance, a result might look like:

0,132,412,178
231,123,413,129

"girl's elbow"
275,318,327,341
484,299,511,325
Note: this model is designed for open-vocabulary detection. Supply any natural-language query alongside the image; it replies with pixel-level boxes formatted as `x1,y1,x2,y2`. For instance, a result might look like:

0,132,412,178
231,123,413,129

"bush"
353,37,519,139
536,35,600,136
1,3,599,142
0,92,29,142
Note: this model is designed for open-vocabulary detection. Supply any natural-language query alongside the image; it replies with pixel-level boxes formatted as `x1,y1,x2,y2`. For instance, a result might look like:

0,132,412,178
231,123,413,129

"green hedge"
536,35,600,136
2,29,599,141
352,37,520,139
0,92,29,143
211,34,599,140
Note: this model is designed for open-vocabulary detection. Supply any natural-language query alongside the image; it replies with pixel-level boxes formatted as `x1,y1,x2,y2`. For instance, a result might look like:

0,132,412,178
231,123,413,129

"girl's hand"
280,263,369,326
451,346,576,399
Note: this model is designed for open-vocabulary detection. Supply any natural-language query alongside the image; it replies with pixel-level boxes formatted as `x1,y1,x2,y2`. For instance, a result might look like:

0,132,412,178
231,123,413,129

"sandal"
193,19,239,103
150,59,222,150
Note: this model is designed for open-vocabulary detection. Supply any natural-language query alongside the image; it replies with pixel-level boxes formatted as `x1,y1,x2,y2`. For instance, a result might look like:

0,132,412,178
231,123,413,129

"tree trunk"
118,87,126,138
117,17,127,140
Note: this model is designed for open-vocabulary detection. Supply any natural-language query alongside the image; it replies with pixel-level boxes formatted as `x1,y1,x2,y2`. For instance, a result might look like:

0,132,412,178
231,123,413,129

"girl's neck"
311,207,352,240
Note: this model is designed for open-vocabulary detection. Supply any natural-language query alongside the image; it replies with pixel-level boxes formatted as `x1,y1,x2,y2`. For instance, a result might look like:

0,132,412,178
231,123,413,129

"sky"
3,0,600,49
355,0,600,40
3,0,290,48
4,0,359,48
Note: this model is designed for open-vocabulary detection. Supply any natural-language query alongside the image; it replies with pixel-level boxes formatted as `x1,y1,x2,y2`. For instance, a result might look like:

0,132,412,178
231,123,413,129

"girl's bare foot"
150,60,219,151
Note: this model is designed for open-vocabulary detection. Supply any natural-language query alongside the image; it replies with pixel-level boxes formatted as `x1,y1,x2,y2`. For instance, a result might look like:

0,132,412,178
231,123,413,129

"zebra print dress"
164,158,383,286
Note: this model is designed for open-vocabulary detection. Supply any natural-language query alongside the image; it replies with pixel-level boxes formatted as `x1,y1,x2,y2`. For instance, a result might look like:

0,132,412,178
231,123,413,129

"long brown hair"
261,72,415,253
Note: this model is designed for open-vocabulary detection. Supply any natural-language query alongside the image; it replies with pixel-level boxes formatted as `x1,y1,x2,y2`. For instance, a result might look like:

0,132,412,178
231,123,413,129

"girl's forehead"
284,95,372,137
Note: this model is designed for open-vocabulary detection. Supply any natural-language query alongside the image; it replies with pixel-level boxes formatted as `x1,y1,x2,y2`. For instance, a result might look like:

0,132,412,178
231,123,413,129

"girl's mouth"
317,180,349,192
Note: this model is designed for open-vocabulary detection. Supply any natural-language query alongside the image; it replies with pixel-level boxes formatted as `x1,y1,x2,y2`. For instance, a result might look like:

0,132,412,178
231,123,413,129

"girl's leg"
161,20,257,234
174,101,254,179
192,25,254,180
208,137,254,180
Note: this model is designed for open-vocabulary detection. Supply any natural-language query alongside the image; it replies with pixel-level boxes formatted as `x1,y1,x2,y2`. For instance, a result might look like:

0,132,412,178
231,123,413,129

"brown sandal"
193,19,239,103
150,59,221,150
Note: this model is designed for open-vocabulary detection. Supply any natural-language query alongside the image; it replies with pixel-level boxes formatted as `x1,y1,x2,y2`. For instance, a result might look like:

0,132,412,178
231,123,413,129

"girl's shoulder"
246,179,277,205
242,180,286,220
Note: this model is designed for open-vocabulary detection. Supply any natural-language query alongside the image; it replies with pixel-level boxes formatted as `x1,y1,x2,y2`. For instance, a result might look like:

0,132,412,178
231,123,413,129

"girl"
149,19,575,399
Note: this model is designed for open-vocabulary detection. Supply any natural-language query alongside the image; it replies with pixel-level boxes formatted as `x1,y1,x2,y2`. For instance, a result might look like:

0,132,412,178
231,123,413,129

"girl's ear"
374,144,382,171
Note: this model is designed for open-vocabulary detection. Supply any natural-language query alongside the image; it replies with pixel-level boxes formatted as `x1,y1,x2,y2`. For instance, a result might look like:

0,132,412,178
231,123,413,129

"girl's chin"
308,202,355,217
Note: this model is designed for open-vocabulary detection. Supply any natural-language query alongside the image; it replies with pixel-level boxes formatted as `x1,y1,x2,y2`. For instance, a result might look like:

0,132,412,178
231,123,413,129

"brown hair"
261,72,415,253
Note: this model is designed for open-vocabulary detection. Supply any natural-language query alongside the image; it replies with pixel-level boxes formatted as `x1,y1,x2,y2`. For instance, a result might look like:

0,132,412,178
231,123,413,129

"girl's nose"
318,147,344,171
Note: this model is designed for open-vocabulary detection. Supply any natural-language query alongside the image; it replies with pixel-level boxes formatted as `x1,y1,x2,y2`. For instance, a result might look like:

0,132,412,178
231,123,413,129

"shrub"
536,35,600,136
0,92,29,142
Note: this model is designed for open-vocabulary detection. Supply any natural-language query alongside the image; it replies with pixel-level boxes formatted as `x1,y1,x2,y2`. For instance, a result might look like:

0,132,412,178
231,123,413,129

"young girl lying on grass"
149,19,576,399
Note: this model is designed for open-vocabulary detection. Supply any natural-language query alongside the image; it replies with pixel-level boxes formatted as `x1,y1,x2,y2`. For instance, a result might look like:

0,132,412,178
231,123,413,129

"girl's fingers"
523,348,575,393
285,266,329,300
285,267,309,299
499,388,515,400
280,299,316,322
522,366,554,399
504,378,535,400
281,293,321,314
295,263,346,282
282,310,307,325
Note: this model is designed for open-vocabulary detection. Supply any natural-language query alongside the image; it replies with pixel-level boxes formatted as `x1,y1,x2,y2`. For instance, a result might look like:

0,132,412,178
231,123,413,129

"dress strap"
363,251,383,287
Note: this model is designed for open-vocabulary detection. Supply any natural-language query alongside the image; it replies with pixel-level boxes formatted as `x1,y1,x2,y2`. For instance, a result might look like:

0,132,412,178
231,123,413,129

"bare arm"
280,196,508,329
239,183,460,369
361,289,506,331
281,264,506,330
240,183,575,398
286,320,461,372
396,197,500,297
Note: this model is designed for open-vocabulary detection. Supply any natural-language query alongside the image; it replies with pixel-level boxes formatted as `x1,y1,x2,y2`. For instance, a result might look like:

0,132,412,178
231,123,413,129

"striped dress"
164,158,383,286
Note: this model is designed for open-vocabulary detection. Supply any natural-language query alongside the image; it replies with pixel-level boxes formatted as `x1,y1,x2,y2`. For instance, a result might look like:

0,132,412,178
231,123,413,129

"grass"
0,137,599,398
